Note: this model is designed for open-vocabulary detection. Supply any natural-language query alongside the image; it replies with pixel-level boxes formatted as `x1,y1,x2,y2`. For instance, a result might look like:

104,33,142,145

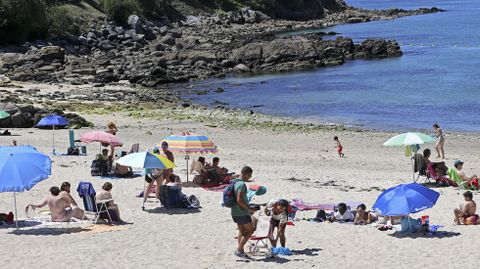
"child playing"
264,199,289,248
334,136,345,157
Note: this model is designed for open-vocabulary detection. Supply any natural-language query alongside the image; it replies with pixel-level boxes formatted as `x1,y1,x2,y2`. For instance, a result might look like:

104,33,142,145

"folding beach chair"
76,181,113,223
128,143,140,154
248,215,272,256
413,153,429,183
447,168,475,190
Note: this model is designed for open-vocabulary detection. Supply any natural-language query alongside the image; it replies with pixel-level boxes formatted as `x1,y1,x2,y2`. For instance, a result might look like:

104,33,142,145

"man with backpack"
229,166,255,259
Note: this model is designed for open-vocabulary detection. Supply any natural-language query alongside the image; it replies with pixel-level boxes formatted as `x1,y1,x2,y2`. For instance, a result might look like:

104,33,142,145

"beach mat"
201,183,229,192
292,199,361,211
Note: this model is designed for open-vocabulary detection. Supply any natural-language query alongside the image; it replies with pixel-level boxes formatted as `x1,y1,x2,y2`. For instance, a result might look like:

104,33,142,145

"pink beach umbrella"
80,131,123,147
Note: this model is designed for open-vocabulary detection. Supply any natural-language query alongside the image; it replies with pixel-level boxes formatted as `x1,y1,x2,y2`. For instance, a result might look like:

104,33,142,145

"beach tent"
161,132,218,181
383,132,435,182
0,146,52,228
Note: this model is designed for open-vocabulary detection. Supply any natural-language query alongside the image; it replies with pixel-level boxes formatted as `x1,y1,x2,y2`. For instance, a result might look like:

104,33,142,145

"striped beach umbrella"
161,132,218,181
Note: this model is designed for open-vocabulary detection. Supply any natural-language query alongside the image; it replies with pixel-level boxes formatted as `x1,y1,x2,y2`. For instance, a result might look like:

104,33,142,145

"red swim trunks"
337,146,343,153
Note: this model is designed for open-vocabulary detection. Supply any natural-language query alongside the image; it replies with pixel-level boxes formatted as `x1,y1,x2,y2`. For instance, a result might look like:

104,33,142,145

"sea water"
182,0,480,132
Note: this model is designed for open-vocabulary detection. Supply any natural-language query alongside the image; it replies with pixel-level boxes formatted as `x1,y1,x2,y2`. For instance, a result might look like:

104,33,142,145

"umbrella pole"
13,191,18,230
411,149,416,183
52,125,55,155
185,154,190,182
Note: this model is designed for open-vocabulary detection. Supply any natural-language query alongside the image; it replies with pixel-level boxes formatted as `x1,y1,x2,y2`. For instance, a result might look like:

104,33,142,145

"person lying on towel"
329,203,354,222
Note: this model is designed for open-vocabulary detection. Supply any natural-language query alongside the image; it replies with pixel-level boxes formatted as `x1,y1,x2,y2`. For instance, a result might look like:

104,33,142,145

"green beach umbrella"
384,132,435,147
384,132,436,182
0,110,10,120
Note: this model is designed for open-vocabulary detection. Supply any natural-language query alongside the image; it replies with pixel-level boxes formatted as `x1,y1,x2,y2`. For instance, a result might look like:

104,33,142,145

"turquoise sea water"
183,0,480,132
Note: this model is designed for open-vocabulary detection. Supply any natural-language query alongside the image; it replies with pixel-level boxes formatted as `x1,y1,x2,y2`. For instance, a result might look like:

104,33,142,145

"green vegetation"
0,0,340,44
101,0,141,24
0,0,48,44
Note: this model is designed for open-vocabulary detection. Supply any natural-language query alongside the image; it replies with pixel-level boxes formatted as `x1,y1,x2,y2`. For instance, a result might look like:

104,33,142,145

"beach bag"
184,194,200,208
91,160,108,176
223,179,240,208
400,217,420,234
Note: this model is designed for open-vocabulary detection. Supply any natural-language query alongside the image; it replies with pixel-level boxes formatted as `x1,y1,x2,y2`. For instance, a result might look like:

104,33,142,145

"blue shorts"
232,215,252,225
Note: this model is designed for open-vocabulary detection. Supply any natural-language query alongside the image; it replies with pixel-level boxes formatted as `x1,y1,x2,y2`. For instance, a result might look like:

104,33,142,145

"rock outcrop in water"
0,7,443,87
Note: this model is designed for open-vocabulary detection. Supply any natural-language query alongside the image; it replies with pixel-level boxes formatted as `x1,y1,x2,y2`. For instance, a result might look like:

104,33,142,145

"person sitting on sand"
190,157,206,174
265,199,289,248
26,186,85,222
334,136,345,158
329,203,354,222
454,191,479,225
354,204,377,225
96,182,122,223
111,161,133,177
60,182,81,207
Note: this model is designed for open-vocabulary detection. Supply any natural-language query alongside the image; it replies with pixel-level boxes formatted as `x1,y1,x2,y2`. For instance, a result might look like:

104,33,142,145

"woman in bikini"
433,123,445,159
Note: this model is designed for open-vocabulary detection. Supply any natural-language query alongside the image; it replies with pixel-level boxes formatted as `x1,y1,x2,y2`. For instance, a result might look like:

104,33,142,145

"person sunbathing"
265,199,289,248
60,182,80,207
96,182,122,223
454,191,478,225
26,186,85,222
329,203,354,222
353,204,377,225
453,160,478,189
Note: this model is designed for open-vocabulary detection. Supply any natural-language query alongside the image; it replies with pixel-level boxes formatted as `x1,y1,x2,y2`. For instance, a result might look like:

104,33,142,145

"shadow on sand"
389,231,461,239
144,207,201,215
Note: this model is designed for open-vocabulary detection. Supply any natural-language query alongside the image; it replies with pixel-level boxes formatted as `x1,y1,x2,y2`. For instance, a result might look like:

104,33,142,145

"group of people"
419,147,478,189
191,156,233,184
26,181,123,224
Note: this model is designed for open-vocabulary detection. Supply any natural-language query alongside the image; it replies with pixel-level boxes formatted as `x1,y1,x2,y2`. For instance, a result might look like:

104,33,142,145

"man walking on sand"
232,166,255,259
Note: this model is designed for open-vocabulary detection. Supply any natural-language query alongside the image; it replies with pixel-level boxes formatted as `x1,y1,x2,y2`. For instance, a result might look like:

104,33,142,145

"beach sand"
1,113,479,268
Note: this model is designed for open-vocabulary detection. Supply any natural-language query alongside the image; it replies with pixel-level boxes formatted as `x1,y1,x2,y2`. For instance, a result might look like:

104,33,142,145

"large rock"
36,46,66,63
160,34,176,46
233,64,250,72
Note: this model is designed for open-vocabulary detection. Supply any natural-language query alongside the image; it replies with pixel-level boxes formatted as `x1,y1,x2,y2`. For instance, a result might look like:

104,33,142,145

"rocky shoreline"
0,6,443,87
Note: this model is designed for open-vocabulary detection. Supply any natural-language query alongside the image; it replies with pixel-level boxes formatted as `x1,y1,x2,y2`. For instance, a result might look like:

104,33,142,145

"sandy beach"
1,109,479,268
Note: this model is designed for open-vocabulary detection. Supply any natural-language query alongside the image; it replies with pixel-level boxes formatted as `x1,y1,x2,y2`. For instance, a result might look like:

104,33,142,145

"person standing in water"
433,123,445,159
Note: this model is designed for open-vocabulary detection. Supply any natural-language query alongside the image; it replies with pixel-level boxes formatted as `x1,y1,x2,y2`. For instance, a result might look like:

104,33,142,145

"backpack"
91,160,108,176
222,179,240,208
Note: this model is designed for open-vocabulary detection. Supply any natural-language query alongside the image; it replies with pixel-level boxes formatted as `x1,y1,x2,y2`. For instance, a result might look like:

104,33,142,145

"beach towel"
95,173,142,180
291,199,361,211
201,183,229,192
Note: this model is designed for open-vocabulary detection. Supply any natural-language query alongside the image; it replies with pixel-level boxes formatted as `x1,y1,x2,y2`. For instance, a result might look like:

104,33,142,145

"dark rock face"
0,102,92,128
0,6,442,86
230,36,401,73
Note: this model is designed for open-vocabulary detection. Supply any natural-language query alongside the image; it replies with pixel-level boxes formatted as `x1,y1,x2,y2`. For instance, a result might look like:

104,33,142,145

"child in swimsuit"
265,199,289,248
334,136,345,158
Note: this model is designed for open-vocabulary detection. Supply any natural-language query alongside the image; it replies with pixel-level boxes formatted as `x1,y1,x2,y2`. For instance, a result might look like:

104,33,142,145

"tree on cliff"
0,0,49,45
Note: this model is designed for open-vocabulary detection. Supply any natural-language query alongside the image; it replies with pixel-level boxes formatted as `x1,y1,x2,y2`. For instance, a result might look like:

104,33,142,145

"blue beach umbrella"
0,146,52,228
36,115,69,155
372,183,440,217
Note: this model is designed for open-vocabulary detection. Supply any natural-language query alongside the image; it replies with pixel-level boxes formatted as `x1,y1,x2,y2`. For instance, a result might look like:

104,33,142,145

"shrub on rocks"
0,0,48,45
101,0,141,25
